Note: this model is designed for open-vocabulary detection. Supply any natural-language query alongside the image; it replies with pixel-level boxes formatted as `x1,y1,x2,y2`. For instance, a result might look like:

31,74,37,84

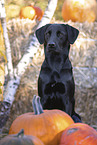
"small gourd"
20,6,35,20
0,129,44,145
31,5,44,21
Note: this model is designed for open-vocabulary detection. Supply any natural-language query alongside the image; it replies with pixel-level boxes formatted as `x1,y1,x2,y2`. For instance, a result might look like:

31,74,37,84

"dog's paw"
72,114,82,123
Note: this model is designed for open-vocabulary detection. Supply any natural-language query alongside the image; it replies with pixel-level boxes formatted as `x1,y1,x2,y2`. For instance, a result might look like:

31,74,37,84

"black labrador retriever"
35,24,81,122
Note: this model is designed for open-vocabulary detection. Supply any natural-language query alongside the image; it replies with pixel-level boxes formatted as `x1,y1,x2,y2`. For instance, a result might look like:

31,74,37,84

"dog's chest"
47,53,63,71
40,55,72,83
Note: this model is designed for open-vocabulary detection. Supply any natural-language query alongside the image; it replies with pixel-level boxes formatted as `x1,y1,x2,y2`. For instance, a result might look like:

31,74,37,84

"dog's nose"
48,42,56,47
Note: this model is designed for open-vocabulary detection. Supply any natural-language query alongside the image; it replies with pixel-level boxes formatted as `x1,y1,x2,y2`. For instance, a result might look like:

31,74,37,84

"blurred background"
4,0,97,21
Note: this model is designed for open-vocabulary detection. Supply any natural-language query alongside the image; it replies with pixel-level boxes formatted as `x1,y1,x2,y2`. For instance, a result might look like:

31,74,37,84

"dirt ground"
0,18,97,138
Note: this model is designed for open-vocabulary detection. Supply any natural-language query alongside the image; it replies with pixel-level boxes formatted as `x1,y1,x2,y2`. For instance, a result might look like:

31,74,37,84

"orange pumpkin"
32,6,44,21
1,129,44,145
62,0,96,22
59,123,97,145
9,95,74,145
20,6,35,20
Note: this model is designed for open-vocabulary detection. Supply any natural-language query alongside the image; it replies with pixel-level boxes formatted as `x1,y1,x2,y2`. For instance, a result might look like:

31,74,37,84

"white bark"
0,0,6,18
0,0,13,78
37,0,58,29
3,0,58,104
3,77,20,103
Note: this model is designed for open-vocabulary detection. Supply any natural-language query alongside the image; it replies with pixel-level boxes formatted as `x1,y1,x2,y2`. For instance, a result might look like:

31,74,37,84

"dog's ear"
66,24,79,44
35,24,51,44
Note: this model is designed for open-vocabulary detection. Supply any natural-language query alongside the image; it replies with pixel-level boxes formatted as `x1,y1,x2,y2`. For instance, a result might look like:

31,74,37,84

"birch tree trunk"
0,0,13,78
0,0,58,130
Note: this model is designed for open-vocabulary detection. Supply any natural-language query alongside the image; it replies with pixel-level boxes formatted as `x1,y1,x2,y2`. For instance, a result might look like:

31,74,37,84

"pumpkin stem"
36,95,44,114
32,95,44,115
32,95,37,114
17,129,24,138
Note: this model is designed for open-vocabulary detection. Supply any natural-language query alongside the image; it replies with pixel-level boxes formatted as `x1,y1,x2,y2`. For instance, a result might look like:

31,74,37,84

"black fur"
36,24,81,122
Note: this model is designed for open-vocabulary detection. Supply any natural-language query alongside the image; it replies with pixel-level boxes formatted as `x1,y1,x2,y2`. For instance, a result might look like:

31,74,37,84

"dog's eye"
57,31,63,37
45,31,51,38
46,32,50,36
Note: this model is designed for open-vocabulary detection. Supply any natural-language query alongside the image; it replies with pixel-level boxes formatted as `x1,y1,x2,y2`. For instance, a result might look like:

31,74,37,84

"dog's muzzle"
46,42,60,54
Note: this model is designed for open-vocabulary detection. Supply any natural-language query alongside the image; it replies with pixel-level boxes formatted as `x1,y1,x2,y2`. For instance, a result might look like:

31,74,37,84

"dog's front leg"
61,96,73,116
41,96,48,107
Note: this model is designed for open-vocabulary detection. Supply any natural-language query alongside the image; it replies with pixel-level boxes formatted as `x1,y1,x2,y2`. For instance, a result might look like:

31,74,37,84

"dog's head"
35,24,79,55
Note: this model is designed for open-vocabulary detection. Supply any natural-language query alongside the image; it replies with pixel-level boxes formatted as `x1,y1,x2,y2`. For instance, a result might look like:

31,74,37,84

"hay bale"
68,21,97,129
5,4,21,19
7,18,36,66
69,21,97,67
